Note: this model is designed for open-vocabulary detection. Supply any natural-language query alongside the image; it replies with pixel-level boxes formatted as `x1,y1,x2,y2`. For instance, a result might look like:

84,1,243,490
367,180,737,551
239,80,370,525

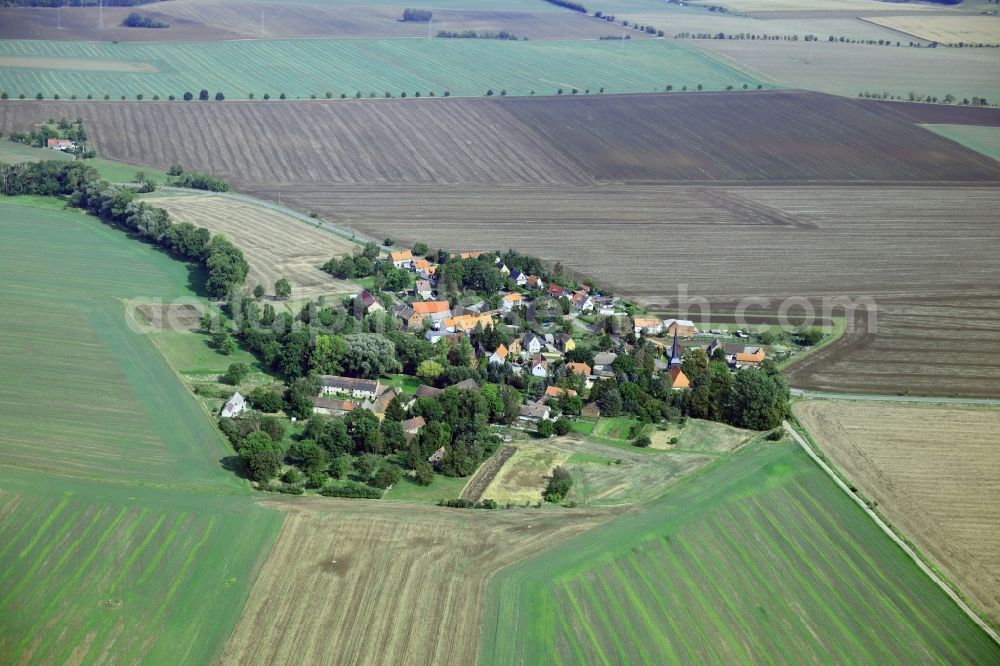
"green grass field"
0,199,286,663
924,124,1000,163
480,441,1000,664
0,38,759,99
0,200,241,490
0,139,169,182
0,471,282,665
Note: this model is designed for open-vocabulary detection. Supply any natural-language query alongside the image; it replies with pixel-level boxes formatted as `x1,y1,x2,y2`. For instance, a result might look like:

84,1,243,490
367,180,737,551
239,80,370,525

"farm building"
46,138,74,151
320,375,380,400
664,319,696,337
634,317,664,335
361,386,400,419
221,392,246,418
566,362,591,377
443,313,493,333
452,378,480,391
582,403,602,418
428,446,447,468
310,397,359,416
355,289,384,313
398,300,451,329
414,384,443,399
401,416,426,441
414,279,434,299
544,385,577,400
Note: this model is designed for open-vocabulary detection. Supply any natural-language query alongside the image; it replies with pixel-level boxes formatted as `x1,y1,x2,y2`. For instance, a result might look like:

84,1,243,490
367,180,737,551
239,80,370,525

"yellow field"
863,15,1000,44
220,499,605,666
689,0,939,11
0,56,157,72
144,192,359,298
481,443,569,505
795,400,1000,626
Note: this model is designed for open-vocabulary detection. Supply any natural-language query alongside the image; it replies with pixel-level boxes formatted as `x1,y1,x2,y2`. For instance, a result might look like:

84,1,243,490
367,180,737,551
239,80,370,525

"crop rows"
796,401,1000,626
0,37,757,100
480,443,1000,664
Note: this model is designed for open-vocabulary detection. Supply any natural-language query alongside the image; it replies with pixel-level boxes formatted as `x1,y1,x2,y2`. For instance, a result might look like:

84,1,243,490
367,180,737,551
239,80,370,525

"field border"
783,419,1000,643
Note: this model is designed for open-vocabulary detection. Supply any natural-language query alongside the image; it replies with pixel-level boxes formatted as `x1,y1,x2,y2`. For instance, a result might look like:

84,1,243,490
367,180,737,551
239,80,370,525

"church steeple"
669,332,682,367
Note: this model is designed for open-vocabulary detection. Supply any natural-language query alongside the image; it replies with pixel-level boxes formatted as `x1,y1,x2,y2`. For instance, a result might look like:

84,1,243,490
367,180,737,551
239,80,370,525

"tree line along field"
794,400,1000,628
695,39,1000,102
4,92,999,187
218,499,607,666
480,441,1000,665
142,191,360,298
0,37,756,100
0,1,634,42
0,201,247,490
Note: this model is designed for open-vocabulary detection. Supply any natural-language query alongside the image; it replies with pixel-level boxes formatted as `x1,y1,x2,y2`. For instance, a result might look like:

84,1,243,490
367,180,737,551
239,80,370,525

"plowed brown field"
4,91,998,186
795,400,1000,626
220,498,607,666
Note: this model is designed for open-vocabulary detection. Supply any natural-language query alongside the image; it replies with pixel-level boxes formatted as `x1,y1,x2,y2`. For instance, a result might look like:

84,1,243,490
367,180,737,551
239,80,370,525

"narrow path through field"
790,388,1000,406
783,420,1000,647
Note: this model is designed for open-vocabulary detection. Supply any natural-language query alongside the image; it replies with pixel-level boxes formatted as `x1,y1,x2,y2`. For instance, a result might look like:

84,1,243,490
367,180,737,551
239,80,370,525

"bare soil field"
4,92,998,186
862,14,1000,44
142,191,358,298
688,0,941,11
0,2,630,42
262,183,1000,396
697,39,1000,101
795,400,1000,626
863,99,1000,126
219,498,607,666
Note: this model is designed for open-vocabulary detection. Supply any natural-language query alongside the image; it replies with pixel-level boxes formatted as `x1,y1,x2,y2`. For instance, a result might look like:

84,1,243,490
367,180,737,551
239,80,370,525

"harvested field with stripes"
219,499,606,666
143,191,359,298
795,400,1000,627
481,442,1000,664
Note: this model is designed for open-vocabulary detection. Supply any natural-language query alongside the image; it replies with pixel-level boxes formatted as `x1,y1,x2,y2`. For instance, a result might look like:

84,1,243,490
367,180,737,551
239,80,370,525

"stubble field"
219,499,606,666
0,2,629,42
143,191,359,298
795,400,1000,627
481,441,1000,664
697,39,1000,100
861,15,1000,45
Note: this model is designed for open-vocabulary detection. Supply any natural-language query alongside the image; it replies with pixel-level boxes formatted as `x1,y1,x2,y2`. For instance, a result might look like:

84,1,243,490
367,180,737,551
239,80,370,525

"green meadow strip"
136,513,187,586
111,513,166,590
15,496,69,559
151,515,218,623
562,583,613,666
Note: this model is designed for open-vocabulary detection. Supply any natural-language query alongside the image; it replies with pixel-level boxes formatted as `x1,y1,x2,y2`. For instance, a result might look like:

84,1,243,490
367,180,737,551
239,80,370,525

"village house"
706,338,723,358
414,279,434,300
510,269,528,286
519,401,551,422
221,392,246,418
310,397,359,416
390,249,413,268
355,289,384,313
521,332,543,356
401,416,426,442
530,355,548,377
526,275,545,290
452,377,480,391
734,346,766,368
634,317,664,335
442,313,493,334
566,362,592,378
428,447,446,468
320,375,381,400
571,291,595,312
47,138,74,151
361,385,400,419
417,265,437,280
548,284,567,299
664,318,697,337
543,385,577,402
489,343,509,366
592,351,617,376
555,333,576,353
501,292,522,312
398,300,451,329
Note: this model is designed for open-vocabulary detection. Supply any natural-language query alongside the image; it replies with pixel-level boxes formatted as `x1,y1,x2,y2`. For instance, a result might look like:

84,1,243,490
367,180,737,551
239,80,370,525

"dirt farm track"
2,92,999,396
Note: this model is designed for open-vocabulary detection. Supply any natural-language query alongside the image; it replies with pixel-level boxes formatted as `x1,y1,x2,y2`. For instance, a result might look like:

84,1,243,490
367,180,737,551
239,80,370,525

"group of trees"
121,12,169,28
401,8,431,21
7,117,93,157
167,166,229,192
544,0,586,12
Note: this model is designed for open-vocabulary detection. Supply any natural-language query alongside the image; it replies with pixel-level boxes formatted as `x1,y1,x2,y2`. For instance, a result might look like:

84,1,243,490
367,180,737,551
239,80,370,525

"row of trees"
436,30,521,40
121,12,168,28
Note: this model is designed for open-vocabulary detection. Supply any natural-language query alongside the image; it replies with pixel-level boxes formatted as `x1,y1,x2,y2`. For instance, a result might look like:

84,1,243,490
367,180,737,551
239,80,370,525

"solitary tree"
183,91,193,101
274,278,292,299
253,284,265,299
199,89,209,101
215,91,225,101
